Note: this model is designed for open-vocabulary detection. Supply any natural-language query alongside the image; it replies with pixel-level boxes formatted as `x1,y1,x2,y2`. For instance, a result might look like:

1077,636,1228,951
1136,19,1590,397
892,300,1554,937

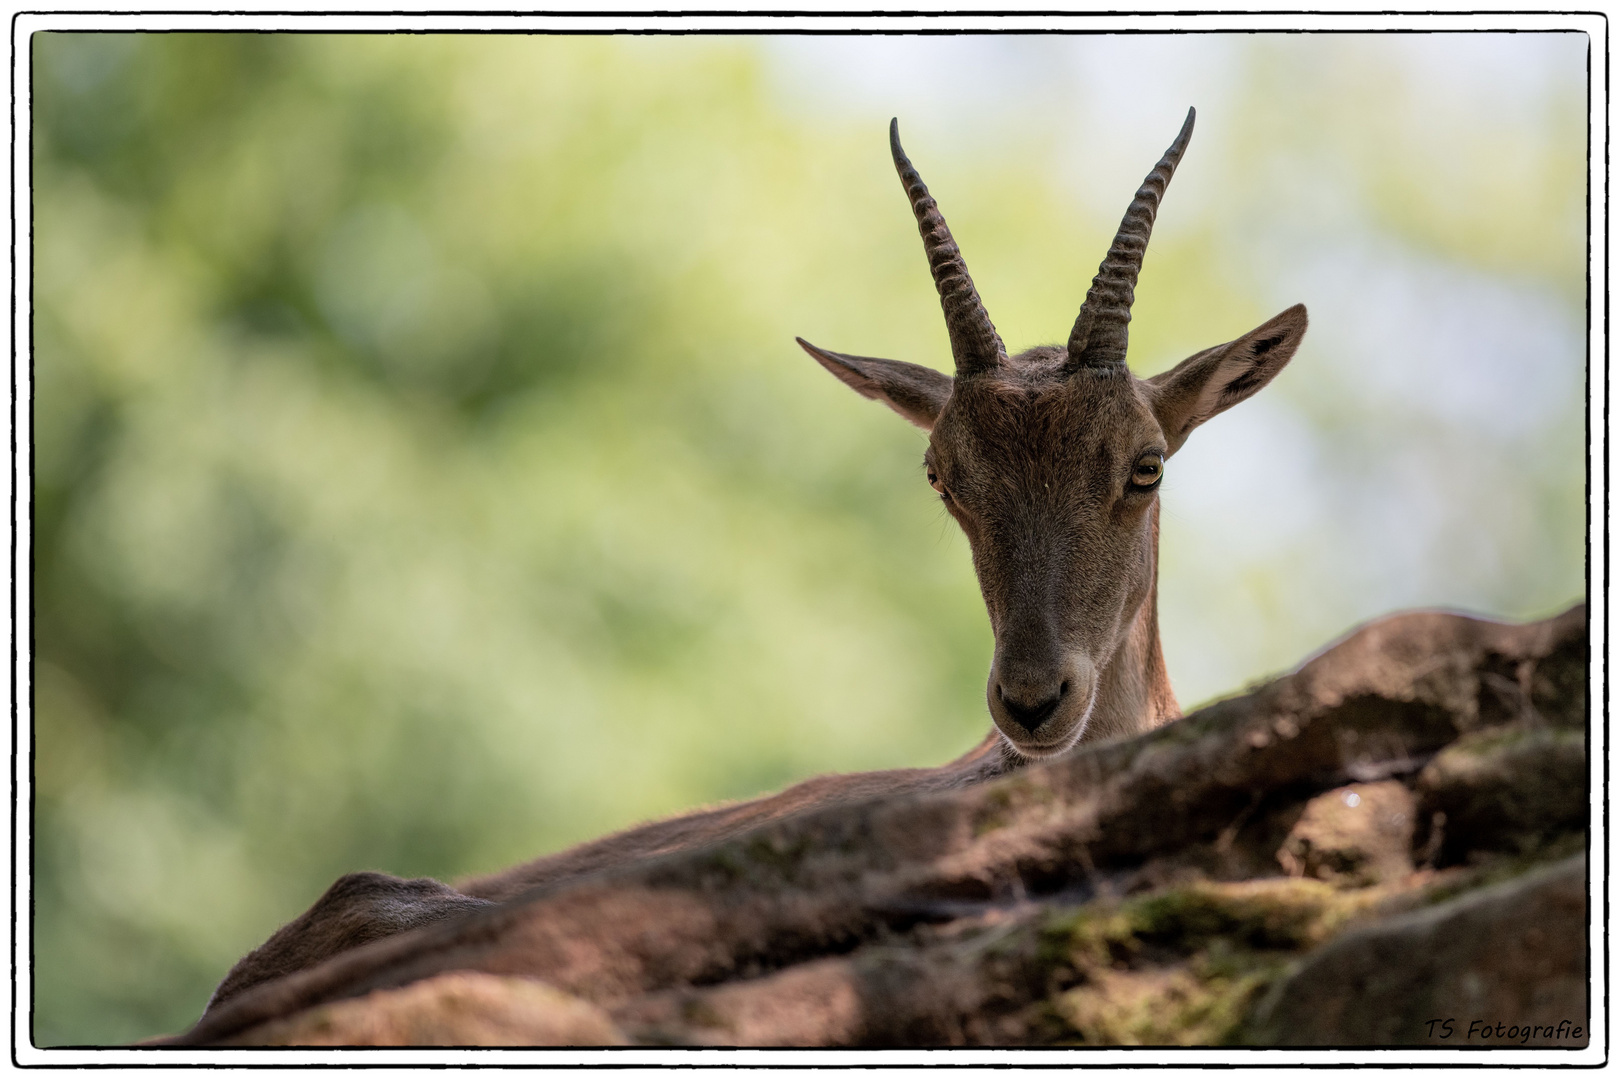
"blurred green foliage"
33,33,1006,1045
30,33,1585,1045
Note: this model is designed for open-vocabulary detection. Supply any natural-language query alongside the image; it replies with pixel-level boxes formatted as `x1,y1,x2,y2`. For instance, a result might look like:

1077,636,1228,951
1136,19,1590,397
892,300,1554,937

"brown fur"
809,304,1307,759
456,734,1013,902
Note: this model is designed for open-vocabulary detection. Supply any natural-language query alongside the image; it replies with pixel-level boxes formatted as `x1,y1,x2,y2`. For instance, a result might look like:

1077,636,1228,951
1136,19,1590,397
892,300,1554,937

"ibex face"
799,111,1308,758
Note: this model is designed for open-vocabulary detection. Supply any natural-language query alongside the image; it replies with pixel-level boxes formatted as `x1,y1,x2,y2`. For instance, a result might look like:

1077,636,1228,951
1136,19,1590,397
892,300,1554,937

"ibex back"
194,109,1310,1023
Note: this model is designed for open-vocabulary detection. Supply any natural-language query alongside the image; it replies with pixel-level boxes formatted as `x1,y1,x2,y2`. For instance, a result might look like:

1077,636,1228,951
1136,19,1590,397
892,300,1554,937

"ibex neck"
1080,502,1179,743
945,506,1179,781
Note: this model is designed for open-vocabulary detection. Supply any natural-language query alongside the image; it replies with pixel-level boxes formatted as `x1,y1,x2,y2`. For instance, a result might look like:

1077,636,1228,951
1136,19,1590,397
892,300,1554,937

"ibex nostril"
998,685,1064,734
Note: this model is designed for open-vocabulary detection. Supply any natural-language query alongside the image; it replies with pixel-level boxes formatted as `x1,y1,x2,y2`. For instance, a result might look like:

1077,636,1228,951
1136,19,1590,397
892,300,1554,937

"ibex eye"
1130,454,1164,490
927,468,951,501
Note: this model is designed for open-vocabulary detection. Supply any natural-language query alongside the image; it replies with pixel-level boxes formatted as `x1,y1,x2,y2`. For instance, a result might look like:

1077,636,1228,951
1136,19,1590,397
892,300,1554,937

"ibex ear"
796,338,954,432
1146,304,1308,455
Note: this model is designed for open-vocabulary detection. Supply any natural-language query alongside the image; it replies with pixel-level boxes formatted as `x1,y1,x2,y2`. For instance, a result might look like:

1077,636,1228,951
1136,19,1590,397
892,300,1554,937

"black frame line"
8,8,1608,1068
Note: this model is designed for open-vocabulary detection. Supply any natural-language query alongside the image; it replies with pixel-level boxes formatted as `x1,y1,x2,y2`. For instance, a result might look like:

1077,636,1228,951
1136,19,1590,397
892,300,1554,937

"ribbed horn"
890,119,1005,378
1066,107,1196,373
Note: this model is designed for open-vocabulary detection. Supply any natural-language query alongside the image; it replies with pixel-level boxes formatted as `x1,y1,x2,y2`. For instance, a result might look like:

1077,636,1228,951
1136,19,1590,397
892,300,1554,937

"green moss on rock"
1036,877,1394,1045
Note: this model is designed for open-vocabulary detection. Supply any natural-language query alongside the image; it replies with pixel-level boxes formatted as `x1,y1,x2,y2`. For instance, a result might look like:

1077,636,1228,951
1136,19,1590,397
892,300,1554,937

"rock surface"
1245,853,1587,1046
226,972,624,1046
157,604,1589,1048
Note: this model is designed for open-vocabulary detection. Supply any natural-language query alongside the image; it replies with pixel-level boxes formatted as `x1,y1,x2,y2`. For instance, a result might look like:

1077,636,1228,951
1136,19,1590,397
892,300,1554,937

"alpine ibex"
194,109,1310,1023
798,109,1307,757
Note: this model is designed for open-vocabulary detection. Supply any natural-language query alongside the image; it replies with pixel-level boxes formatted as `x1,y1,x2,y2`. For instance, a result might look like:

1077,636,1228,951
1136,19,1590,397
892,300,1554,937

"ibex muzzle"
799,110,1308,758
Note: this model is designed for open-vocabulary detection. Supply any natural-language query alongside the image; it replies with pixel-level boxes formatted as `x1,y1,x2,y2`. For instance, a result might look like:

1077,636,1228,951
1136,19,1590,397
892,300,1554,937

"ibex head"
798,110,1308,759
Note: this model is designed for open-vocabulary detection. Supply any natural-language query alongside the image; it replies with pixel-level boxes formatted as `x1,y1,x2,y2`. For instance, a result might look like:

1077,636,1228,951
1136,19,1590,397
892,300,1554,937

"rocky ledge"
157,603,1589,1048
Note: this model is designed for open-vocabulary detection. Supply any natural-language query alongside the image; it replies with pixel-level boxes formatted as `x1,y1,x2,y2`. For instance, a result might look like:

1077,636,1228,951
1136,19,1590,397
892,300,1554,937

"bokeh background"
30,31,1587,1045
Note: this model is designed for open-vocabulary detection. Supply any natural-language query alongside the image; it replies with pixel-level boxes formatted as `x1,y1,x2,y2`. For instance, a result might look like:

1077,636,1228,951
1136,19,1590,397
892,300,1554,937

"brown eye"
927,468,950,501
1130,454,1164,490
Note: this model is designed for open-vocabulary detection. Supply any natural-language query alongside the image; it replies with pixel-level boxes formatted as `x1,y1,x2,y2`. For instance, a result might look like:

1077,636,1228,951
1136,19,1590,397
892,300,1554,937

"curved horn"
1066,107,1196,374
890,119,1005,378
